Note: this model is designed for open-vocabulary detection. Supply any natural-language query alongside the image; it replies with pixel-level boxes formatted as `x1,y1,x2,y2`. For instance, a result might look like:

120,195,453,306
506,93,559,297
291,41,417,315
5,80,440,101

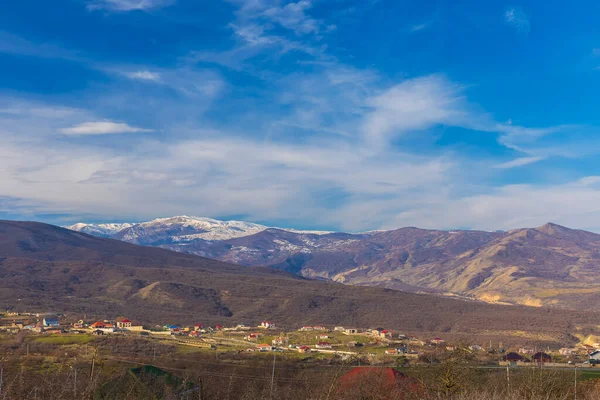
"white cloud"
262,1,320,35
493,156,545,169
505,7,530,34
0,91,598,232
60,121,152,135
110,66,226,99
87,0,174,11
125,70,161,81
410,22,432,33
382,177,600,232
363,75,469,149
0,132,451,227
191,1,334,72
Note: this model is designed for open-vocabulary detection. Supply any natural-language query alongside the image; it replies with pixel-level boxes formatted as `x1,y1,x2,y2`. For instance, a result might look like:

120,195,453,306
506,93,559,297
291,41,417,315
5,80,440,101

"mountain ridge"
63,216,600,309
4,219,596,345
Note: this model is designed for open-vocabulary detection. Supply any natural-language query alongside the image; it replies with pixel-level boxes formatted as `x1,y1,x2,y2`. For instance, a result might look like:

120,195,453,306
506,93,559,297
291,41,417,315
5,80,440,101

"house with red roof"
315,342,332,349
431,337,445,345
116,318,132,328
245,332,263,341
90,321,117,333
256,344,273,352
298,345,311,353
371,328,392,338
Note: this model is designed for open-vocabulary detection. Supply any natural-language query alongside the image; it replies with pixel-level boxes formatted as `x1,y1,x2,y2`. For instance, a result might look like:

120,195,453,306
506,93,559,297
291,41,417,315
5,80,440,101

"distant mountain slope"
147,223,600,309
65,217,600,309
1,220,597,344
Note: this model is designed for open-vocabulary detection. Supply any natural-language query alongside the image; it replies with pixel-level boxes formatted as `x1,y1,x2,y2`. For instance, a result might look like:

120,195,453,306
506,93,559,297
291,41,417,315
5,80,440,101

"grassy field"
33,334,96,345
581,369,600,380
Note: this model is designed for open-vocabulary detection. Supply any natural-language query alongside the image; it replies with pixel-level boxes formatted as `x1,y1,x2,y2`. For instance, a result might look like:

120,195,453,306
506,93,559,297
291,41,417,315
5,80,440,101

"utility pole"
270,351,276,400
506,364,510,394
0,364,3,397
153,346,156,361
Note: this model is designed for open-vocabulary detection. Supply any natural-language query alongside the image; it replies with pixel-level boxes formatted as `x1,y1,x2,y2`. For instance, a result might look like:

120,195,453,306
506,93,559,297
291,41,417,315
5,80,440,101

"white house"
43,317,60,327
589,350,600,361
116,319,132,328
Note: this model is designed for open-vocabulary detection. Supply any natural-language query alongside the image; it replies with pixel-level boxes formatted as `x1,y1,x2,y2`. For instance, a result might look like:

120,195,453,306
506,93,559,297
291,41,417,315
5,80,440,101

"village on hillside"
2,310,600,368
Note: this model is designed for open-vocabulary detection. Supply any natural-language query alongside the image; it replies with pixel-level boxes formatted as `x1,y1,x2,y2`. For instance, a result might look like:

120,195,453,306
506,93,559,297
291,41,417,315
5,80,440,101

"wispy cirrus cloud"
363,75,469,149
193,0,333,70
409,21,432,33
230,0,328,36
107,66,226,98
505,6,530,34
87,0,175,11
61,121,152,135
493,156,545,169
261,1,322,35
0,31,79,60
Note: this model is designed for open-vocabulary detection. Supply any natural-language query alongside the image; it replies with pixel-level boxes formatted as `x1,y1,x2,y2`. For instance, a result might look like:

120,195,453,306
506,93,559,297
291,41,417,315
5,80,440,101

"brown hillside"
148,223,600,309
1,220,598,344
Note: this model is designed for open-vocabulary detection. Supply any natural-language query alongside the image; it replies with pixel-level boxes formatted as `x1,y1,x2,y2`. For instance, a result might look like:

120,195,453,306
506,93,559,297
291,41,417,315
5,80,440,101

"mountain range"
66,216,600,310
1,219,598,345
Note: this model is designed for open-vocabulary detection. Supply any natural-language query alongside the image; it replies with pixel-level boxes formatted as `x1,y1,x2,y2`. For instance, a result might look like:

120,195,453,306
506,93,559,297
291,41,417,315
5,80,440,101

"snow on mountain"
112,216,269,244
65,216,335,243
65,222,134,238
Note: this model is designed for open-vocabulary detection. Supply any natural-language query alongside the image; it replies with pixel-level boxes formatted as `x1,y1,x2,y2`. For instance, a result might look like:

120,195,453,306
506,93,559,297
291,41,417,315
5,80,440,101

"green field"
33,334,96,345
581,369,600,380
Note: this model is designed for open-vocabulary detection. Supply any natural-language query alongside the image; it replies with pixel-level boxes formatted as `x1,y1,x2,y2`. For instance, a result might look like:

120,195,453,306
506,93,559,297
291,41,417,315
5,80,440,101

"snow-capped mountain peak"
117,215,268,243
65,215,335,244
65,222,134,238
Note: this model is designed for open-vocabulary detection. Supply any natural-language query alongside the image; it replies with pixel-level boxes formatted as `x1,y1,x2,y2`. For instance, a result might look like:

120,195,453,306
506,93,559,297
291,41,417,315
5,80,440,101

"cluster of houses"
7,311,600,367
0,313,64,334
241,325,433,355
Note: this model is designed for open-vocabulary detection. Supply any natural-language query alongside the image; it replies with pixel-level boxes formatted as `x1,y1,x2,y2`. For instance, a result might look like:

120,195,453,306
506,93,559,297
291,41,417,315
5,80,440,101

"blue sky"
2,0,600,232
